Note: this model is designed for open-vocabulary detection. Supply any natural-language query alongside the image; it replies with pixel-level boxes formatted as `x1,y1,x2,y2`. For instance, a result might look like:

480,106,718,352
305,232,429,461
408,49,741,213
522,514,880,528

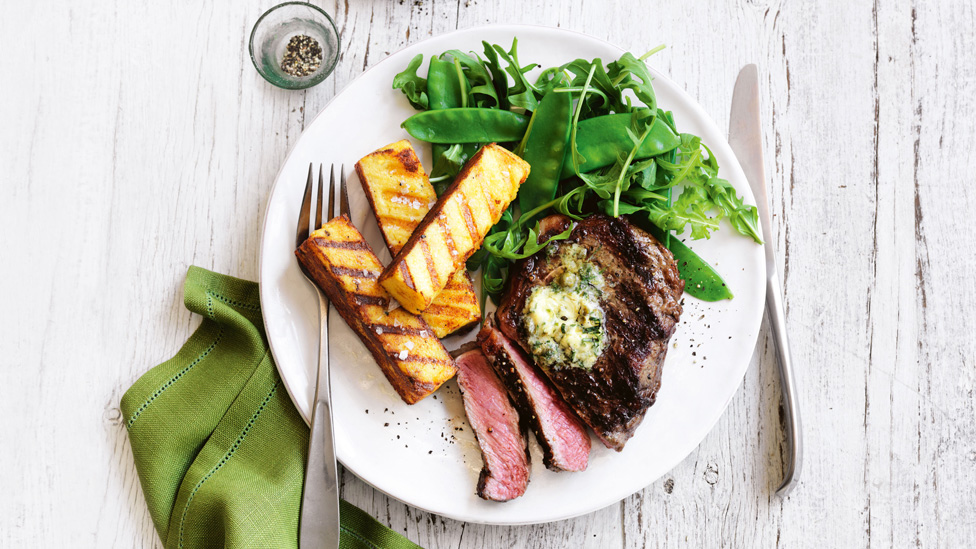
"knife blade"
728,64,802,497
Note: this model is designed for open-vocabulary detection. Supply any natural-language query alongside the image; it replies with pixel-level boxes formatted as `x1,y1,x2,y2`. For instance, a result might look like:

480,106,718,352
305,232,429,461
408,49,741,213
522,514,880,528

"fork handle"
299,294,340,548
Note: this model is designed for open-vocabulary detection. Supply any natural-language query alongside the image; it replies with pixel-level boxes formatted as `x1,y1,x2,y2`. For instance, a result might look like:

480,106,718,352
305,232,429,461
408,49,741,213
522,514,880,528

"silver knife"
728,64,802,496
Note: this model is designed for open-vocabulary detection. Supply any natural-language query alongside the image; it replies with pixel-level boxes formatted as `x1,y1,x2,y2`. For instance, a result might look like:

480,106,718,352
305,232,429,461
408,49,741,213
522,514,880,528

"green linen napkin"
121,266,423,549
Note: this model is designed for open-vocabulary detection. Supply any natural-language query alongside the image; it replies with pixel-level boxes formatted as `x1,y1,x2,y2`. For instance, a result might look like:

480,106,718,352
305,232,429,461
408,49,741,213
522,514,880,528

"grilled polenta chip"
296,215,457,404
355,140,480,338
379,143,530,315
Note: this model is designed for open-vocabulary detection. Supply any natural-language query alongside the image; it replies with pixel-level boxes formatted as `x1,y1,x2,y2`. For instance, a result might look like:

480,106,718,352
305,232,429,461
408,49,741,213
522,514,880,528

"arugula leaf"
490,38,541,111
606,52,657,112
657,108,677,132
655,148,703,188
429,143,479,194
392,53,428,110
567,64,597,176
441,50,500,108
645,188,720,239
702,177,763,243
468,207,514,308
621,187,667,203
609,111,660,215
597,199,644,216
534,67,565,92
578,167,620,199
467,248,510,311
674,186,720,239
561,58,618,116
631,158,658,190
468,206,514,268
552,182,589,220
481,41,511,111
470,208,573,305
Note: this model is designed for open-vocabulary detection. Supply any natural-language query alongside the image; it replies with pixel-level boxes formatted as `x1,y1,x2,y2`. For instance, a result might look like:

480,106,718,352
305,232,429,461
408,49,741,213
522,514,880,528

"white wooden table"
2,0,974,546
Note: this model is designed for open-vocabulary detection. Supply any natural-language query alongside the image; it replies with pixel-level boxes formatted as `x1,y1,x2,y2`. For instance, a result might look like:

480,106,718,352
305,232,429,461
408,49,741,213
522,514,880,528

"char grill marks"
454,348,531,502
295,215,456,404
355,139,480,337
378,143,530,315
496,214,684,451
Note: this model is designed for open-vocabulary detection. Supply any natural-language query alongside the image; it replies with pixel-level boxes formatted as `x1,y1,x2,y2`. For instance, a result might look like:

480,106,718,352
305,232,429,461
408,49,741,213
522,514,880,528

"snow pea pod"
518,81,572,213
401,108,529,144
427,57,459,182
427,56,464,111
652,226,733,301
559,114,680,179
426,57,480,193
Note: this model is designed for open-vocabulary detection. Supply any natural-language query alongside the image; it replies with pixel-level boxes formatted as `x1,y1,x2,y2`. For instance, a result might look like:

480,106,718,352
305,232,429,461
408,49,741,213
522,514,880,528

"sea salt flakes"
389,194,424,210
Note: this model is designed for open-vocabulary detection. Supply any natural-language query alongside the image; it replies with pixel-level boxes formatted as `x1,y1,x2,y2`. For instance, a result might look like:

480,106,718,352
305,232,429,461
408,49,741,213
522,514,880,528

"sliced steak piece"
454,348,531,501
478,320,591,472
496,214,684,451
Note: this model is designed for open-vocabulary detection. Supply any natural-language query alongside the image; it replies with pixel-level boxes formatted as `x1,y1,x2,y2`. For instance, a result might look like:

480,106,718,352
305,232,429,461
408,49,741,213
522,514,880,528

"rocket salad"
392,39,761,306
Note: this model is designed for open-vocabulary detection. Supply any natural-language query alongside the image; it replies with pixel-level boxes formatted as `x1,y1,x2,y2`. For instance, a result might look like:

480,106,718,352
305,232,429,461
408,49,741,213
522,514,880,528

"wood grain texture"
1,0,973,547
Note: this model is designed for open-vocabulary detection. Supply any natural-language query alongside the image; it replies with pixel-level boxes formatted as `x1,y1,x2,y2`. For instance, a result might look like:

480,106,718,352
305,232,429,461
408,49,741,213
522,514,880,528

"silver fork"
296,163,347,549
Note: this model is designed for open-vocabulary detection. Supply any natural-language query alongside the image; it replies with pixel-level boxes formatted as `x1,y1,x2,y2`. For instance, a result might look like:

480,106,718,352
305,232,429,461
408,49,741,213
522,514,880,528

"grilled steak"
454,348,530,501
478,319,590,472
496,214,684,451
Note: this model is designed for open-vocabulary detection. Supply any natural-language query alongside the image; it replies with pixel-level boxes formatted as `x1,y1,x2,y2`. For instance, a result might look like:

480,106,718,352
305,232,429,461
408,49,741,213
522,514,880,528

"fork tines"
297,163,347,248
339,165,348,217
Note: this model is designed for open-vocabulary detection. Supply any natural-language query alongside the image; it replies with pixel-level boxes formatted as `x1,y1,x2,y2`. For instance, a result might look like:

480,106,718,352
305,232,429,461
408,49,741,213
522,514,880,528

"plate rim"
258,23,764,525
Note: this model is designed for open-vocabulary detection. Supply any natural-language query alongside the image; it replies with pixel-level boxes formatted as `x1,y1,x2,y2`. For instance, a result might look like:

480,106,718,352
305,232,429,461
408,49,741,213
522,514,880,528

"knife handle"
766,272,802,496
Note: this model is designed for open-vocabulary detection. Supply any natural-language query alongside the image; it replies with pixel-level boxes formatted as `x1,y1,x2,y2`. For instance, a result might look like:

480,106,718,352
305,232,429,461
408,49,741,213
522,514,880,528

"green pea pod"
654,227,733,301
428,57,457,185
560,114,680,179
427,57,464,111
518,82,572,213
402,108,529,143
426,57,480,194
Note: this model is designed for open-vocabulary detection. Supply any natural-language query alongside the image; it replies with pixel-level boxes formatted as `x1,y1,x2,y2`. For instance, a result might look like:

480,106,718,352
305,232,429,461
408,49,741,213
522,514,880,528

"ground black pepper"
280,34,323,77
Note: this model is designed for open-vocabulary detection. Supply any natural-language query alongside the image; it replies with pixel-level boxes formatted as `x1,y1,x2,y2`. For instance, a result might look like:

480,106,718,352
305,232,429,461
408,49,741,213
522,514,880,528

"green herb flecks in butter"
523,244,606,370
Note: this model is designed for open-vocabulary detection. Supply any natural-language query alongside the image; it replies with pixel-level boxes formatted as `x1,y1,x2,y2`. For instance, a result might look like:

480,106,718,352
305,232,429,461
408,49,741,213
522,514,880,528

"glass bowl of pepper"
249,2,340,90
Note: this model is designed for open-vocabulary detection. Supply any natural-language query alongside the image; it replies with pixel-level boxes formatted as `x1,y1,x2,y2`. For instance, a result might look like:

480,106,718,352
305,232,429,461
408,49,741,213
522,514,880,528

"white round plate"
259,24,764,525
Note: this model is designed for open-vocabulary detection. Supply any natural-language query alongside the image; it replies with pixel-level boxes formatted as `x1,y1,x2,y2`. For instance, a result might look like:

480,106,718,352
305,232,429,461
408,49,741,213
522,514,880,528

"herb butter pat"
523,244,606,370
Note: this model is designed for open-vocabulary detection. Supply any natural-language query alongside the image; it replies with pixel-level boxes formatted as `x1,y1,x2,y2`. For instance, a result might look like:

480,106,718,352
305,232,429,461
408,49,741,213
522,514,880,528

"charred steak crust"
496,214,684,451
